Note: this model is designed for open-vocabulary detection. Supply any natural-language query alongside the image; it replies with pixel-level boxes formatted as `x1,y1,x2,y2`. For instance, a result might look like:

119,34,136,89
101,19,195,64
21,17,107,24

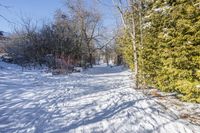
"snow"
142,88,200,125
0,62,199,133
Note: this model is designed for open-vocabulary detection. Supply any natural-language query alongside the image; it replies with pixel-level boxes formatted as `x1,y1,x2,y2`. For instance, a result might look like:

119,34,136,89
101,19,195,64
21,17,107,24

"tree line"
4,0,114,71
113,0,200,102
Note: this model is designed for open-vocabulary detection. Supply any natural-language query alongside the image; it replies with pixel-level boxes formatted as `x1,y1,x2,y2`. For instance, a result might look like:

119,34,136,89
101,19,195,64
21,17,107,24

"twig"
0,14,13,23
0,3,10,9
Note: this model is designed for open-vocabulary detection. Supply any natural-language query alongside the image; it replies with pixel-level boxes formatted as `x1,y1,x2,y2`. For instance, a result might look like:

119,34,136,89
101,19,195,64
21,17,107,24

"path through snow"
0,63,199,133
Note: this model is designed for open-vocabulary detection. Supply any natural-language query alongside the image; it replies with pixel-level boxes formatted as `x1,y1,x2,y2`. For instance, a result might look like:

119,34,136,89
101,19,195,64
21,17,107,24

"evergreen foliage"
116,31,134,70
116,0,200,102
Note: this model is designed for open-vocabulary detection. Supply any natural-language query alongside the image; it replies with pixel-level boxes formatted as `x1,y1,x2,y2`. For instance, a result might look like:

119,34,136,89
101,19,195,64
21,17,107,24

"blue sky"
0,0,117,33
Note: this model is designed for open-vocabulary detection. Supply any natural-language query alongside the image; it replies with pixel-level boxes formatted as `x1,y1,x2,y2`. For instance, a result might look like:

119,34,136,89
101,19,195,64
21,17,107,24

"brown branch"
0,14,13,23
0,4,10,9
0,3,14,24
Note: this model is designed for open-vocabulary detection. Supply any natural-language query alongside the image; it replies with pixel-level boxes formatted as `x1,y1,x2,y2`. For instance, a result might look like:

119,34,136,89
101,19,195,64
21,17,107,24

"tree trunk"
130,1,138,88
138,0,145,88
89,53,93,68
105,45,109,66
112,0,139,88
131,27,138,88
106,55,109,66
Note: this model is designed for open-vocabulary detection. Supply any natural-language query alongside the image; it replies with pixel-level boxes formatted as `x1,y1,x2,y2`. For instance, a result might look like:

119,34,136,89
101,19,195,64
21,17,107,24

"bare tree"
112,0,139,88
66,0,103,67
5,18,39,66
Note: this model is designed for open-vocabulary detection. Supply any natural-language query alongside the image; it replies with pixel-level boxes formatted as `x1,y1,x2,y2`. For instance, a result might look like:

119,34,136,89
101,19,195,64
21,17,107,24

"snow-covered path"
0,63,199,133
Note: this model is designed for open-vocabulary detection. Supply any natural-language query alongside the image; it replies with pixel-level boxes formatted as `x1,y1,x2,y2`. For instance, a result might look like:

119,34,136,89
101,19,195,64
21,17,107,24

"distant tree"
66,0,104,67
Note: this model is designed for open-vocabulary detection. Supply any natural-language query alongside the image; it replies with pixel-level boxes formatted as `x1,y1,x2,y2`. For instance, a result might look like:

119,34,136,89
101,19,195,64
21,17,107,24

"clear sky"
0,0,118,33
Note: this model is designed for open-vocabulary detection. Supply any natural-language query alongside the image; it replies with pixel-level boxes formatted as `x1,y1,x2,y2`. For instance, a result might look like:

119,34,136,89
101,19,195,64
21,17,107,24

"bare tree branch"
0,14,12,23
0,3,14,24
0,3,10,9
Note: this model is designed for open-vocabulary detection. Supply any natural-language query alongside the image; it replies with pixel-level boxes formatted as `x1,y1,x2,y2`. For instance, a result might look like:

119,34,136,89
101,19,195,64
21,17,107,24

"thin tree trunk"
139,0,145,88
130,0,138,88
131,16,138,88
89,53,93,68
105,45,109,66
112,0,139,88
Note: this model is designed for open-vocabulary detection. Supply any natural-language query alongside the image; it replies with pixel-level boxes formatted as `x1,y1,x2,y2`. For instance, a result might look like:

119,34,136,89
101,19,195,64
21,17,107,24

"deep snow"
0,62,199,133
